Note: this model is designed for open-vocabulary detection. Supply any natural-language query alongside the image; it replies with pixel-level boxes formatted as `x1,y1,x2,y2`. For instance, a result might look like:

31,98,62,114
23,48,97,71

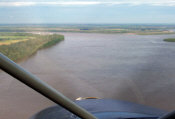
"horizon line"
0,23,175,25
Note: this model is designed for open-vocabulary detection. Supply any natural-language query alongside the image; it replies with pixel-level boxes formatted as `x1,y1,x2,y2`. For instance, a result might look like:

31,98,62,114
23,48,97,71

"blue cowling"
30,99,166,119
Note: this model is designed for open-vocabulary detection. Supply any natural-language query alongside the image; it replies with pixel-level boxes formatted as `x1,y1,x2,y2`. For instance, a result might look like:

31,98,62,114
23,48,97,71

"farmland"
0,32,64,61
0,24,175,35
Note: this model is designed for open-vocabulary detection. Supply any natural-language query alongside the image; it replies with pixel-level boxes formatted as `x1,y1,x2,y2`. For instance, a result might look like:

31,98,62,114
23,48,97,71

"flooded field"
1,33,175,119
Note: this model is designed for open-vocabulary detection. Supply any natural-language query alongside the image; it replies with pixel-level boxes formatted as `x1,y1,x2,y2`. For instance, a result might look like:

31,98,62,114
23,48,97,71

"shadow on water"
114,45,175,111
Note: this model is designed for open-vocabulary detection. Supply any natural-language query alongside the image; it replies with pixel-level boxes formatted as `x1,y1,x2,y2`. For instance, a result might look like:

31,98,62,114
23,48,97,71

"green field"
0,33,64,61
164,38,175,42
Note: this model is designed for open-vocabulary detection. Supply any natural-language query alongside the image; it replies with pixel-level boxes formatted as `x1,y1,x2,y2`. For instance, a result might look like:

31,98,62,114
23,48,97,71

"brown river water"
1,33,175,119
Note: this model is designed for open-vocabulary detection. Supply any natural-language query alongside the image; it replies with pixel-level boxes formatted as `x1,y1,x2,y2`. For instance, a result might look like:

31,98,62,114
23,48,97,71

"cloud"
0,0,175,7
0,1,101,6
0,2,36,6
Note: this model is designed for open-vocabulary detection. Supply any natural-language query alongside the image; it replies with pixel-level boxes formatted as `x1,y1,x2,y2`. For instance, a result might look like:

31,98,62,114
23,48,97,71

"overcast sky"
0,0,175,24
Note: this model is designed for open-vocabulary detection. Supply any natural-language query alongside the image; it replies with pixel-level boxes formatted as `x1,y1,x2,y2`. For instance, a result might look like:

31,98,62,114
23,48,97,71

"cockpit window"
0,0,175,119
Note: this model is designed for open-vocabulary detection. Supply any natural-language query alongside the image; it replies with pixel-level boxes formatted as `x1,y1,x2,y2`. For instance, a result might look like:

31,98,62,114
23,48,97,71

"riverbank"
164,38,175,42
0,33,64,61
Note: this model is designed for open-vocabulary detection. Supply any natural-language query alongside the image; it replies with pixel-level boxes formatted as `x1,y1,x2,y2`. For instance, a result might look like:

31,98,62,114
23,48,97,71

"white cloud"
0,0,175,7
0,2,36,6
43,1,101,5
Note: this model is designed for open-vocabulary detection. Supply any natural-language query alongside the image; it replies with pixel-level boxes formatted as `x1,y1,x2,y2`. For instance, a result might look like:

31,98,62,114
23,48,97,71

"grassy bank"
0,33,64,61
164,38,175,42
41,35,64,48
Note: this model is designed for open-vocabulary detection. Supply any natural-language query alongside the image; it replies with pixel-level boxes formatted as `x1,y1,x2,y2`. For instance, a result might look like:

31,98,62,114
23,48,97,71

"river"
1,33,175,119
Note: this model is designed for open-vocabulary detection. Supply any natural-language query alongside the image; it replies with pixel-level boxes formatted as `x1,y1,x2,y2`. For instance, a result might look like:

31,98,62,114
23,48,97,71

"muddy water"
1,33,175,119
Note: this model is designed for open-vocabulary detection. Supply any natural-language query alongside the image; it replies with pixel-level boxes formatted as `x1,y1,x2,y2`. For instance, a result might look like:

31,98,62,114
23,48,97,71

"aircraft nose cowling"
30,99,167,119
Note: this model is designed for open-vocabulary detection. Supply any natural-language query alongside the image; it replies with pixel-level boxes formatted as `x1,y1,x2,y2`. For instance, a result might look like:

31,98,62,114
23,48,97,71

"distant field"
0,39,29,45
0,35,32,45
0,24,175,35
164,38,175,42
0,32,64,61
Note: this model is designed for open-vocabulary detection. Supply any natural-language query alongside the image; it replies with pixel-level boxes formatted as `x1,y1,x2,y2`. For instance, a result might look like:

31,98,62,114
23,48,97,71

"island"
164,38,175,42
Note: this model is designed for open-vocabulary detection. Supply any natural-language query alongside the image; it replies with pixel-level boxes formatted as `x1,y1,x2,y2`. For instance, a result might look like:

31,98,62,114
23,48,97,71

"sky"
0,0,175,24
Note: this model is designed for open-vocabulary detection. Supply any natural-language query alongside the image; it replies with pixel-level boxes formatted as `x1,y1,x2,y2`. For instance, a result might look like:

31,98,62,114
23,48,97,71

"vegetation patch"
0,33,64,61
164,38,175,42
0,39,29,45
